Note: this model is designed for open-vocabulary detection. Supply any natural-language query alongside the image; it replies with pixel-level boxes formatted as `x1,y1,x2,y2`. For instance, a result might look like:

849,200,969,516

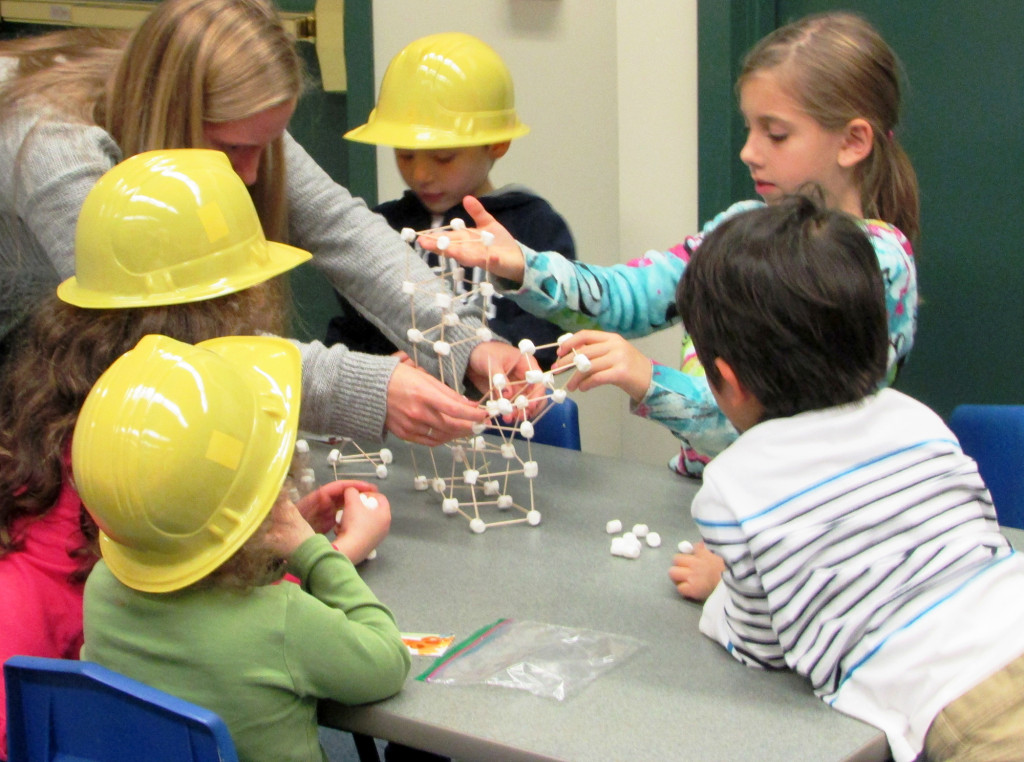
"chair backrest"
4,655,238,762
948,404,1024,530
522,396,581,451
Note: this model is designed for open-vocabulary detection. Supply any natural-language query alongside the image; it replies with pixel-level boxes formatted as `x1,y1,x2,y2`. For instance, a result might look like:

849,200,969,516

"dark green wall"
284,0,377,343
698,0,1024,419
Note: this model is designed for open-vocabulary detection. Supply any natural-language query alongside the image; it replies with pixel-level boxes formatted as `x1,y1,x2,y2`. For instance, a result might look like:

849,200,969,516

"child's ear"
487,141,512,160
837,118,874,168
713,358,763,432
713,358,746,404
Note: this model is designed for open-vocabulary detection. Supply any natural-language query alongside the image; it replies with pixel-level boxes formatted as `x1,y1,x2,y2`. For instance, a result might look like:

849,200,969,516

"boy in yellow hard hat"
78,333,409,762
329,32,576,369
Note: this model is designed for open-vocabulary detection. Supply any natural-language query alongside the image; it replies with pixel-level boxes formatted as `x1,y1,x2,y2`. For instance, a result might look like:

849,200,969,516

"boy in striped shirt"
673,194,1024,762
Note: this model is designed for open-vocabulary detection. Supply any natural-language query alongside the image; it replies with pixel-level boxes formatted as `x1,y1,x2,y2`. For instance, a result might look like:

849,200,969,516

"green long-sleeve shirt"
83,534,410,762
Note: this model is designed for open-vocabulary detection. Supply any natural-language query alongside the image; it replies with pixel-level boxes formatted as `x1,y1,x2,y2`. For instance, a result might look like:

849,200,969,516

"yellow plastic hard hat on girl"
71,334,301,593
57,149,311,308
344,32,530,149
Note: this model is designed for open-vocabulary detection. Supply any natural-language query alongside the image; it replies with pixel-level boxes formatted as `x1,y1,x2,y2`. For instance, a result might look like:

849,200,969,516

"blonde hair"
0,0,305,242
0,28,127,124
103,0,304,241
738,12,920,242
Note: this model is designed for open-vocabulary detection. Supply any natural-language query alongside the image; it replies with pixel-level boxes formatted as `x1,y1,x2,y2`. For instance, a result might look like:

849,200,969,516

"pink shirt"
0,478,92,759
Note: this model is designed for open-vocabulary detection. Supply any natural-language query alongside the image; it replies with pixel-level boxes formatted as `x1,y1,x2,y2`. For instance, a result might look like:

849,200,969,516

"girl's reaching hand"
332,487,392,564
418,195,527,284
555,330,653,402
669,542,726,602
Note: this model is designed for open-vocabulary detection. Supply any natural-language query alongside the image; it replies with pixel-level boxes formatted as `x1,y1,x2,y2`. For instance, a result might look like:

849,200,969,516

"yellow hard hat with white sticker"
71,334,301,593
58,149,311,308
345,32,529,149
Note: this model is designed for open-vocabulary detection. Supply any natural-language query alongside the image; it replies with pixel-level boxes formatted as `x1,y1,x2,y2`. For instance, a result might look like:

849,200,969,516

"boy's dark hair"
676,194,888,422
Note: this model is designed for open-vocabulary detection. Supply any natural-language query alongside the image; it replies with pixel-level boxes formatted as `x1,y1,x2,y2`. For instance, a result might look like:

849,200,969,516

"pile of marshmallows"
606,519,694,560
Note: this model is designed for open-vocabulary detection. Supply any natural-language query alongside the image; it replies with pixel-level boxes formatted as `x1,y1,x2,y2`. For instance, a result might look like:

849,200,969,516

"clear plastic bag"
417,618,645,701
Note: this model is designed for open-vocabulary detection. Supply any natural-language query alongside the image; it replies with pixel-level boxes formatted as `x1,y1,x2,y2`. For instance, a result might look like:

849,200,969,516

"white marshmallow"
523,461,538,478
574,354,592,373
431,478,447,493
632,523,650,538
450,217,466,230
497,495,514,509
525,369,544,385
463,469,479,485
327,448,341,465
401,280,416,295
606,519,623,534
677,540,694,554
518,339,537,356
469,518,486,534
514,394,530,410
491,373,508,390
433,340,451,356
442,498,459,514
375,464,388,479
434,292,452,310
557,332,574,345
527,510,542,526
335,509,344,524
472,436,488,451
295,439,310,454
406,328,423,343
497,398,514,417
443,312,461,326
483,480,500,495
552,388,567,403
472,422,487,435
378,448,393,464
476,327,493,341
480,231,495,246
479,282,495,297
360,493,379,509
366,549,378,560
501,443,517,459
413,475,429,491
401,227,417,242
646,532,662,548
436,235,450,251
519,421,535,440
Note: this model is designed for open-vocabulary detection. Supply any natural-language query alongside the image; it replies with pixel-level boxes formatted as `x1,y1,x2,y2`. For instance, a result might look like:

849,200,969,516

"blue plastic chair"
4,655,238,762
522,396,582,451
949,404,1024,530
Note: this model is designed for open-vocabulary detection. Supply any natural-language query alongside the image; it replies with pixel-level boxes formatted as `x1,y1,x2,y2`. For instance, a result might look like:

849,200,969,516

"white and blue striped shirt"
695,389,1024,761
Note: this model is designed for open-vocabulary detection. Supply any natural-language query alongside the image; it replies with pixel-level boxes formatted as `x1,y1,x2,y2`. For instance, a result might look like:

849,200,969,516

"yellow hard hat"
57,149,311,309
71,334,301,593
345,32,530,149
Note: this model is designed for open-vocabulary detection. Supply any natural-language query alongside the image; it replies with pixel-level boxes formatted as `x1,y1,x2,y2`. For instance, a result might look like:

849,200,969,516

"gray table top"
314,438,894,761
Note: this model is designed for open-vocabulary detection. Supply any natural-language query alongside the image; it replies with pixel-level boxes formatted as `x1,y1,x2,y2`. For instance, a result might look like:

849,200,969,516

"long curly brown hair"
0,281,288,579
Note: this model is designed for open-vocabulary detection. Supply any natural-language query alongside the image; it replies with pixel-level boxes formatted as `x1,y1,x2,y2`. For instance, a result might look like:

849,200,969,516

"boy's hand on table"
419,195,527,284
669,542,726,602
556,330,653,402
332,487,391,564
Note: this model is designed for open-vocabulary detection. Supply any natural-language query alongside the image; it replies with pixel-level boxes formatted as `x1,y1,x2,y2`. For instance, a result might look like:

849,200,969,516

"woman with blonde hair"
0,0,532,446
